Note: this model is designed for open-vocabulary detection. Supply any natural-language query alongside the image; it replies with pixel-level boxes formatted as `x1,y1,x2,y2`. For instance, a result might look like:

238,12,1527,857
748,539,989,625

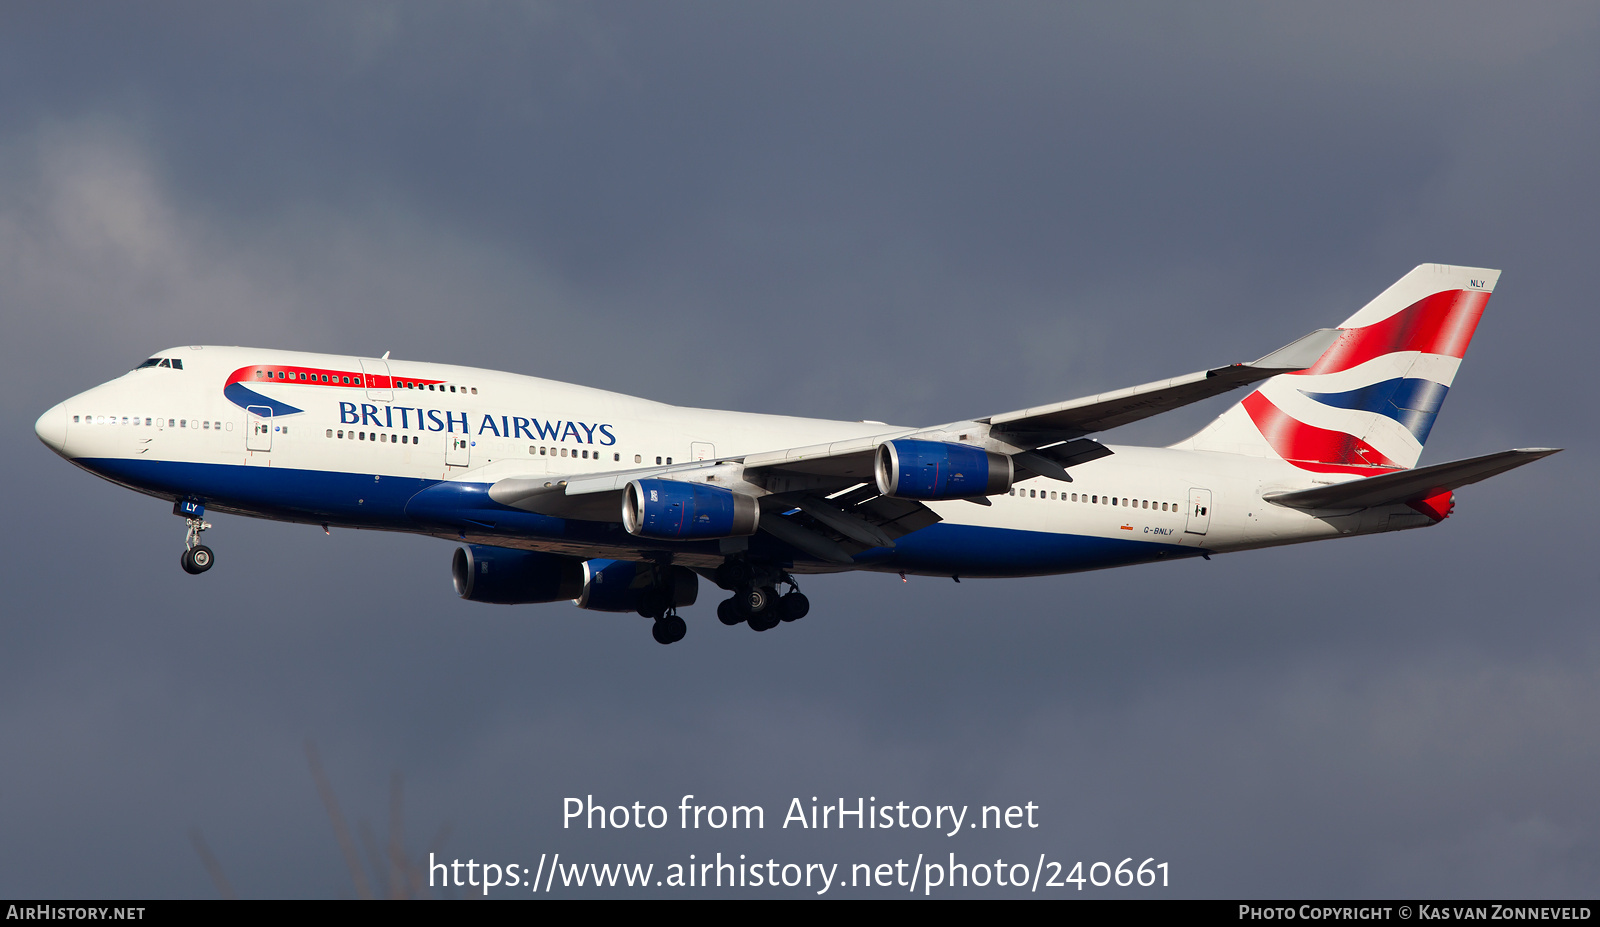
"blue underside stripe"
1300,377,1448,443
77,457,1197,577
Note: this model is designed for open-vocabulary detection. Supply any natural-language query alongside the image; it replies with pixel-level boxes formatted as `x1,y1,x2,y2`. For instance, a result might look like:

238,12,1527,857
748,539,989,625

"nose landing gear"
175,499,214,574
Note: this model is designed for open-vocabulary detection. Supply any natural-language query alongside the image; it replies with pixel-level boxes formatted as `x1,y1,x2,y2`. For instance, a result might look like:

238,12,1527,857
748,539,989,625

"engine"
577,559,699,613
452,545,584,604
874,439,1013,500
622,478,760,540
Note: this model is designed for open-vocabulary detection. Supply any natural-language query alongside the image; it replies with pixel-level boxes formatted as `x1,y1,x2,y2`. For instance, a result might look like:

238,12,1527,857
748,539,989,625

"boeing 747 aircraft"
35,264,1556,644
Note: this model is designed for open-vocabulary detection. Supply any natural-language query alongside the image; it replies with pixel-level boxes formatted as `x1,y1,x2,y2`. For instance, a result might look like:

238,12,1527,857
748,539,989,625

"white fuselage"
36,346,1429,578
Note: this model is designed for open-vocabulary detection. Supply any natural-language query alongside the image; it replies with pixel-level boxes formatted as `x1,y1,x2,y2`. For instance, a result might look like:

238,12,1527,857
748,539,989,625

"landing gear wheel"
637,589,669,620
778,591,810,622
748,610,781,632
745,585,776,615
715,559,753,590
651,614,687,645
181,545,215,575
717,598,745,626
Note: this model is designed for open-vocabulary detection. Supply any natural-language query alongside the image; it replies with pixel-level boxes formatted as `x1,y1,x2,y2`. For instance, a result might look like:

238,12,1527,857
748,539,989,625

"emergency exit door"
1185,488,1212,535
246,406,272,452
446,434,470,467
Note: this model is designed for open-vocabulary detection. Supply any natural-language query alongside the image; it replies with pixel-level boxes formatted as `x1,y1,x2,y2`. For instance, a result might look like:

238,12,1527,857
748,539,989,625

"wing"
737,326,1340,484
983,328,1340,440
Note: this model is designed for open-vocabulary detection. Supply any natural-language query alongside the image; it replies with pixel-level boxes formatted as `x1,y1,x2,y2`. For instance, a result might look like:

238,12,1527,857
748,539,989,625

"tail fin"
1177,264,1498,472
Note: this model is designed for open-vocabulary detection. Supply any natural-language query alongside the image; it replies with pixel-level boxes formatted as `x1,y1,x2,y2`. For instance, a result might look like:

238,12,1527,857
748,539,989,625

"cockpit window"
136,358,161,369
135,357,183,370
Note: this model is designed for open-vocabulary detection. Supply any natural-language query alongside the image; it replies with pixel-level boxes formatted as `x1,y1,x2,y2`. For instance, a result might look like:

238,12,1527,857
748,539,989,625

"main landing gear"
714,559,809,633
636,586,688,646
175,499,214,575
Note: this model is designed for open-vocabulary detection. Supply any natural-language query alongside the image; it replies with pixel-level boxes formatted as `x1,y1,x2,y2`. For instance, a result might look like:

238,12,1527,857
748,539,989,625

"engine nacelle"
577,559,699,613
452,545,584,604
875,439,1013,500
622,479,759,540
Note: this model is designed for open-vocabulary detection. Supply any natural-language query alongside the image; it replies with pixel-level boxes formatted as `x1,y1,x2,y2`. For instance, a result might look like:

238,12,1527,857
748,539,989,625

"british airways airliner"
34,264,1556,644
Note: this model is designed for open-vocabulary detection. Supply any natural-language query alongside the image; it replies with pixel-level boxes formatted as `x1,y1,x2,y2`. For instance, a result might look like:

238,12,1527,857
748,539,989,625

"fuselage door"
446,434,470,468
1185,488,1212,535
359,358,393,402
691,441,715,462
246,406,272,452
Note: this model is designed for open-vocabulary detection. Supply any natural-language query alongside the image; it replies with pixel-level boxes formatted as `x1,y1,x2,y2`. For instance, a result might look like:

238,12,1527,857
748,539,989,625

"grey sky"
2,2,1596,897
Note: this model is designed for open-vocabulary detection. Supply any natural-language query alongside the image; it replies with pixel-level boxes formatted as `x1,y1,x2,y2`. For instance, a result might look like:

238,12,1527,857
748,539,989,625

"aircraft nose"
35,401,69,456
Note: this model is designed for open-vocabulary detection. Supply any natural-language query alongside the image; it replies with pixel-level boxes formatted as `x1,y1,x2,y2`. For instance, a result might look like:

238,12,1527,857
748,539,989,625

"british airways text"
338,402,616,445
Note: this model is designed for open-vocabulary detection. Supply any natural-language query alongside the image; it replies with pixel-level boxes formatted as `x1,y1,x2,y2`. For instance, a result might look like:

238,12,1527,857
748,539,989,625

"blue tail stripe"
1300,377,1448,443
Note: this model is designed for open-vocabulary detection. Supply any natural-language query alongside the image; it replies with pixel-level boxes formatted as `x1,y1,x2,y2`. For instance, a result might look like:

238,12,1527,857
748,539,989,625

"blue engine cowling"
874,439,1013,500
577,559,699,613
452,545,585,604
622,479,760,540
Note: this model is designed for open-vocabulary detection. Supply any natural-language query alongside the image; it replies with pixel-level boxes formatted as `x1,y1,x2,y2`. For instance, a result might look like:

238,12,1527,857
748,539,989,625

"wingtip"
1249,328,1342,372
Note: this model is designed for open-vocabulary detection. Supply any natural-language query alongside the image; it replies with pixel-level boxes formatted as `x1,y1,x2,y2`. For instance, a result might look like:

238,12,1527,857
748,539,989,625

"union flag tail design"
1178,264,1498,472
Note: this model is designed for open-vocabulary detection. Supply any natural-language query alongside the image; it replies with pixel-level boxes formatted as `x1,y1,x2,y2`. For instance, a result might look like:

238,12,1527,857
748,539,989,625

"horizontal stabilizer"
1264,448,1560,510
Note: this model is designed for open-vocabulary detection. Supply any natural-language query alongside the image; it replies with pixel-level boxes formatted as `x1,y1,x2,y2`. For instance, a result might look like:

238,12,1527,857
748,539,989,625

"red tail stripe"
1292,289,1488,376
1241,392,1402,474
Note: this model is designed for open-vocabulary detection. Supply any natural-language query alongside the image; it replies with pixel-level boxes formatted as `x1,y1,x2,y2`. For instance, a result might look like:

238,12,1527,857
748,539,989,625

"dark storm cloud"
2,2,1597,897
